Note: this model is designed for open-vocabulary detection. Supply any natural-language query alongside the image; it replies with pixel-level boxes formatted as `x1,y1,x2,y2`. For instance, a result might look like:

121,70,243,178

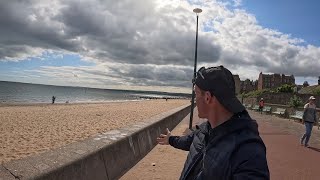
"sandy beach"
0,99,189,164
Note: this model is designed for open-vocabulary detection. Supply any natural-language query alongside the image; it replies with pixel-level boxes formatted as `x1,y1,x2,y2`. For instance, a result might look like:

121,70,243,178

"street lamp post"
189,8,202,130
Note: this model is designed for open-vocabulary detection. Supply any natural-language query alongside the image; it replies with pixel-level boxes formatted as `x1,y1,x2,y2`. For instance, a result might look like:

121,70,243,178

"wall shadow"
308,146,320,152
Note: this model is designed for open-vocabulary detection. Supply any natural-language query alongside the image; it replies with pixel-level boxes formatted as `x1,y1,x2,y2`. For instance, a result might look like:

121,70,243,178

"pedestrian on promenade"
259,98,264,114
157,65,269,179
301,96,318,147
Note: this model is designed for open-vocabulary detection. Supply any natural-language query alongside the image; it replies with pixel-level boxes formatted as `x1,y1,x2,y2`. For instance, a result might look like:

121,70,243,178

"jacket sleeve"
168,132,195,151
232,142,270,180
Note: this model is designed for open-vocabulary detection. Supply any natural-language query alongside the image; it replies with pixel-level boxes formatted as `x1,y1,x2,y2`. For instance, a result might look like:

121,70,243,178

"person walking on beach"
52,96,56,104
259,98,264,114
157,65,269,179
301,96,318,147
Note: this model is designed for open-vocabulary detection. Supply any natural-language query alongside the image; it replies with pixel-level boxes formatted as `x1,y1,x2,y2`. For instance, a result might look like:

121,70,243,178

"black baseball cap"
194,65,245,113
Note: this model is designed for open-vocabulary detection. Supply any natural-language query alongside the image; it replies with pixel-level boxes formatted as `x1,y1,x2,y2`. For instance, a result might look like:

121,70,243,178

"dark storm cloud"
0,0,83,59
0,0,221,65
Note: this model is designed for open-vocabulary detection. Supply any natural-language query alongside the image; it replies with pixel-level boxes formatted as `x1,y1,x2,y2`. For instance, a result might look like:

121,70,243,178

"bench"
252,105,259,111
244,104,252,109
262,106,272,113
289,111,304,121
272,108,286,116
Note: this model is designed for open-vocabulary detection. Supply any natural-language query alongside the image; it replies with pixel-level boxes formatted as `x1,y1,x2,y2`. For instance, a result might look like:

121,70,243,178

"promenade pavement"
121,110,320,180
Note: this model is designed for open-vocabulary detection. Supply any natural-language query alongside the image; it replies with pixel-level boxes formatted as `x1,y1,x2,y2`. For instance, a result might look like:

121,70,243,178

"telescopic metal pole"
189,11,200,130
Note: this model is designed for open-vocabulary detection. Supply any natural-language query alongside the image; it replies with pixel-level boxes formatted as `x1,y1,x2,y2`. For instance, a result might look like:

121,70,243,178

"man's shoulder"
230,140,269,178
209,118,263,151
233,132,264,152
236,138,265,153
230,134,267,165
304,103,316,109
231,117,264,147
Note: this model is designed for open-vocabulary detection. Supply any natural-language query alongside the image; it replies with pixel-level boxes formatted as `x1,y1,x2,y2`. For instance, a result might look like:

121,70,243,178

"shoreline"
0,97,189,108
0,99,145,107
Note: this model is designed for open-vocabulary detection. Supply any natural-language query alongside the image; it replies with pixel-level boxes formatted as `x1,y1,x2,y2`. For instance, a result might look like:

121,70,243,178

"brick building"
240,79,258,93
258,72,295,90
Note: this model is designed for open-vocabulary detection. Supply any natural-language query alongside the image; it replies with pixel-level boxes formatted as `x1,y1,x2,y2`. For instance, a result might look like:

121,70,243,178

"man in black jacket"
157,65,269,180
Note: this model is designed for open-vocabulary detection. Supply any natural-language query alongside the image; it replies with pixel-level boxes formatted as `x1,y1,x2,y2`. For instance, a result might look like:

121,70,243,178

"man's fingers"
166,128,171,134
156,138,165,145
157,129,171,145
157,137,166,141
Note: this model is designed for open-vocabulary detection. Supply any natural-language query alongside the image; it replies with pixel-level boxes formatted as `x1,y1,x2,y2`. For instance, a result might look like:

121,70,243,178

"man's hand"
156,128,171,145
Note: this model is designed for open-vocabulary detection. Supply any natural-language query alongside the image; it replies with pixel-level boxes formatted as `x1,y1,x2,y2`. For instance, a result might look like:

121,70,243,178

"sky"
0,0,320,93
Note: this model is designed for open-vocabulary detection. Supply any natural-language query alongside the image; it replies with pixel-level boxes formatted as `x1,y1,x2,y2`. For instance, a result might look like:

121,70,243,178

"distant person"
259,98,264,114
52,96,56,104
301,96,318,147
157,66,269,179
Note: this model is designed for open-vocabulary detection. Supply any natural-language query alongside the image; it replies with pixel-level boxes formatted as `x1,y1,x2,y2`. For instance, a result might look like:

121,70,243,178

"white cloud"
1,0,320,90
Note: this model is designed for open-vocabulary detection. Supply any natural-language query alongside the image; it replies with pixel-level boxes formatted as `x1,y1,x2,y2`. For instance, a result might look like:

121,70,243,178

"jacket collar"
206,110,259,144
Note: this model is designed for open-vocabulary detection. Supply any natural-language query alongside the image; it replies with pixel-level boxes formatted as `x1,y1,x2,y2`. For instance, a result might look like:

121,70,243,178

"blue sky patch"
242,0,320,46
0,52,95,82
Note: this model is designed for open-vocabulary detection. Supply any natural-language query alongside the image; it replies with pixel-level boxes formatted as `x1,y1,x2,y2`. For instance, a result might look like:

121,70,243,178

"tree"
313,88,320,95
289,95,303,108
303,81,309,87
277,84,294,93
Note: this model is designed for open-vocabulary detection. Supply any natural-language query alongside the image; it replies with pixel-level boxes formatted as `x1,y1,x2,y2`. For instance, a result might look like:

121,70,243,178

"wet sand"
0,99,189,164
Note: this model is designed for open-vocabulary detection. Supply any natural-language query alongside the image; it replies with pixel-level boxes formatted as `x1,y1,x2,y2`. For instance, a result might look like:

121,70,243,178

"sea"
0,81,190,104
